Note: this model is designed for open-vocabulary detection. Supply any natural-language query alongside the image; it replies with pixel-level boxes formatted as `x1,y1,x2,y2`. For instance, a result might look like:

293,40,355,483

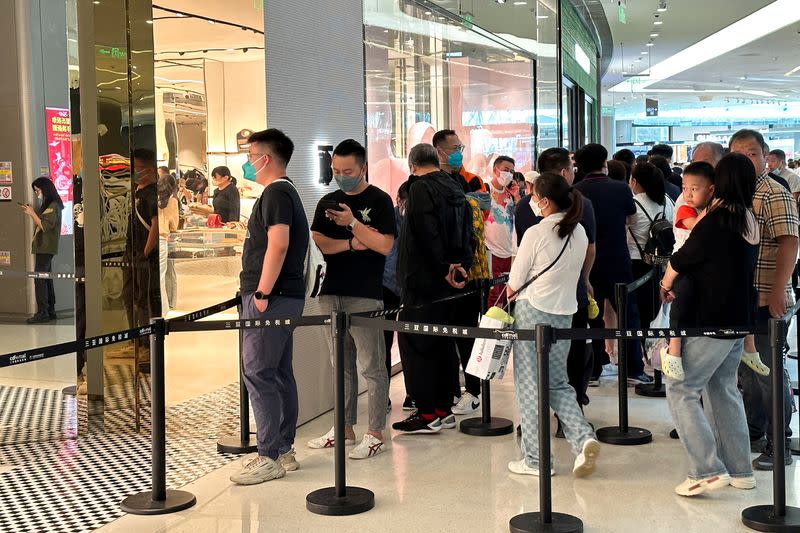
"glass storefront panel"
536,0,559,151
364,0,536,197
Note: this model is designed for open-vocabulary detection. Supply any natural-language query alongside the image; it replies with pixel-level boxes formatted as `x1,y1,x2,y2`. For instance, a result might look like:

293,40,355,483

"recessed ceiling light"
653,21,663,25
646,42,655,46
424,10,431,15
650,33,659,37
513,1,528,4
537,15,549,19
641,51,648,54
207,19,215,24
145,19,153,24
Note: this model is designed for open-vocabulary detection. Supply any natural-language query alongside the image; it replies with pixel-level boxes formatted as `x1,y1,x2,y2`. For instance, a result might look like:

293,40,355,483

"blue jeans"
240,293,304,459
666,336,752,480
513,300,596,467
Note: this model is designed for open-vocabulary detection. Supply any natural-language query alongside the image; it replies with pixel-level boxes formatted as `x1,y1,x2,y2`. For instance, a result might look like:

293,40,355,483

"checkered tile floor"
0,382,241,532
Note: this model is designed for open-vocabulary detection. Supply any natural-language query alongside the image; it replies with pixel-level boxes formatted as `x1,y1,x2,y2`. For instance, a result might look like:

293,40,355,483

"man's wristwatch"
254,291,269,300
347,219,358,232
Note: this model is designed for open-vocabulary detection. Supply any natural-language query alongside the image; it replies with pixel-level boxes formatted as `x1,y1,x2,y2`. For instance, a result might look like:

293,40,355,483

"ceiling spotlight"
646,42,655,46
145,19,153,24
641,51,648,54
178,51,184,56
207,19,215,24
243,48,249,53
513,1,528,4
650,33,659,37
654,20,663,25
495,0,507,3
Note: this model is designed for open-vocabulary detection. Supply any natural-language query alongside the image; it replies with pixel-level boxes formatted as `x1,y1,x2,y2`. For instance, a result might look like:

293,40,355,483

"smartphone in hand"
320,199,344,212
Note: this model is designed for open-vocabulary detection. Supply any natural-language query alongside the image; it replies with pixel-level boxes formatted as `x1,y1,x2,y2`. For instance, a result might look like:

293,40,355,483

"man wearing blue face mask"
433,129,487,197
309,139,395,459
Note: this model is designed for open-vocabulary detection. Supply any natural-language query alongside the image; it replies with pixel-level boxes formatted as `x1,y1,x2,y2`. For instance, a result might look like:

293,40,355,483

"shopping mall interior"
0,0,798,531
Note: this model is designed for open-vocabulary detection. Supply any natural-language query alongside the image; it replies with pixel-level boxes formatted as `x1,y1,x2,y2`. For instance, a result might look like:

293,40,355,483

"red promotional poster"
45,107,73,235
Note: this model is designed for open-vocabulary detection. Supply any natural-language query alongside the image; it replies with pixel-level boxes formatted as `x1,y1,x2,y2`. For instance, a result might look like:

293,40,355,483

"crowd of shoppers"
229,127,798,506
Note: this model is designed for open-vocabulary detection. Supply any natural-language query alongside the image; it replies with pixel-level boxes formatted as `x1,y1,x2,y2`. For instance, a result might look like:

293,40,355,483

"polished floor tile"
96,366,800,533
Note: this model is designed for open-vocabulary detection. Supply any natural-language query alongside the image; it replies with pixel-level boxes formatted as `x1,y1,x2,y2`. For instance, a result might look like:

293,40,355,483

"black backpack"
630,198,675,265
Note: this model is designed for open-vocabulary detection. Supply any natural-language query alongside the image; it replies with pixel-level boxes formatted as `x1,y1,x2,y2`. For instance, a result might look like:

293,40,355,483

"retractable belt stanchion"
635,267,666,398
306,311,374,516
791,303,800,456
121,318,196,515
217,296,258,455
595,283,652,446
509,323,583,533
461,279,514,437
741,317,800,532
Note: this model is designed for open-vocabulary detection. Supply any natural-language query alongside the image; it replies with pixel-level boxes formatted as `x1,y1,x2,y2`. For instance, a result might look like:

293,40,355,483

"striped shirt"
752,170,799,307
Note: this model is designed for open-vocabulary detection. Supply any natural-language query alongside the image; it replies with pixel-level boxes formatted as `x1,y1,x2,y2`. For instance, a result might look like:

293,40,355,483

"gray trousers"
240,293,304,459
319,295,389,432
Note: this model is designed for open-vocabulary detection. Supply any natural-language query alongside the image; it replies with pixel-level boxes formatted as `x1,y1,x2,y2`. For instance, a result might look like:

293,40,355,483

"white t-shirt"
484,182,517,259
508,212,588,315
626,193,675,261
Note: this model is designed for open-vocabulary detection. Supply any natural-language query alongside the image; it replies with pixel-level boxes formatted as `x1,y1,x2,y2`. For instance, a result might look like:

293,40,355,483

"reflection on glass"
364,0,536,198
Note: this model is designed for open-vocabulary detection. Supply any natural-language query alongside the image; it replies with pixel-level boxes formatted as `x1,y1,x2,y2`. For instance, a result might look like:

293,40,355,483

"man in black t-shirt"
231,129,309,486
122,148,161,337
308,139,394,459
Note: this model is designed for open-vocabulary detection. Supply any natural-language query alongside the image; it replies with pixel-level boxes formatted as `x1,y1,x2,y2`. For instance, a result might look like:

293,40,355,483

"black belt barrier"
0,269,85,282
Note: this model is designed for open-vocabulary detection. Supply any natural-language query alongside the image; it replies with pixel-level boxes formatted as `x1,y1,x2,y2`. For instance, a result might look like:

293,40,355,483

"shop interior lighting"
611,0,800,93
646,42,654,46
653,20,663,25
657,0,667,12
151,4,264,35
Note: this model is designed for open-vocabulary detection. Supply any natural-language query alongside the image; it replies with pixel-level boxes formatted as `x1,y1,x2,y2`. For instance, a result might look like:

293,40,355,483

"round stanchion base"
121,489,196,515
595,426,652,446
789,437,799,456
741,505,800,532
634,383,666,398
460,416,514,437
509,512,583,533
61,385,77,397
217,436,257,455
306,486,374,516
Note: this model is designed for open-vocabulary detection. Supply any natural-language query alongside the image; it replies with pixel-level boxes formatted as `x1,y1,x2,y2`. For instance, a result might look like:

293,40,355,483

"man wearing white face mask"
485,155,519,308
309,139,395,459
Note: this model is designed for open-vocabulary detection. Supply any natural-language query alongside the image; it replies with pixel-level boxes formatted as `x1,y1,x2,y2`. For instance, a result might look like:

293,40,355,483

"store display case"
167,228,245,260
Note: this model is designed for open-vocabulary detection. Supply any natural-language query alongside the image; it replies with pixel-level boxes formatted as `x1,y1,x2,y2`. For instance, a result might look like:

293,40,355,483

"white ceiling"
600,0,800,116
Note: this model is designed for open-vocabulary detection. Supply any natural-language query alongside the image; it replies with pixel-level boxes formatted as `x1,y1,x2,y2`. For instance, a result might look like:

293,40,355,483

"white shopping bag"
466,306,515,380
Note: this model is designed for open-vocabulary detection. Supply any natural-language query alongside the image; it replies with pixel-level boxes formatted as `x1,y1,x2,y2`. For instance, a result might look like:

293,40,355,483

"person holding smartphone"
309,139,395,459
22,177,63,323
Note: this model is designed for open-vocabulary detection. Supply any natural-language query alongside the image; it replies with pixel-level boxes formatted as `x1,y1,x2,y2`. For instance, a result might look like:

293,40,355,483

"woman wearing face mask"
210,166,241,223
22,177,64,323
506,172,601,478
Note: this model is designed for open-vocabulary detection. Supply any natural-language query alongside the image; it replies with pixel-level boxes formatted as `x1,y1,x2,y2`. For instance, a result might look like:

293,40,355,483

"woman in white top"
626,162,675,327
506,173,600,478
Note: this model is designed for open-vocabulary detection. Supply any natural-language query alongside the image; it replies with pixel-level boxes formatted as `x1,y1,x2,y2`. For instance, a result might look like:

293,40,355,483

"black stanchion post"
742,318,800,531
509,323,582,533
461,279,514,437
595,283,652,446
218,297,258,454
792,306,800,456
306,311,374,516
121,318,196,515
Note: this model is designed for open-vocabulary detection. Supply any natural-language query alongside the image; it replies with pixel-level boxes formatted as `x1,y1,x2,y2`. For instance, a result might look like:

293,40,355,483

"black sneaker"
392,413,442,434
555,421,565,439
26,313,50,324
402,396,416,411
669,428,680,440
48,310,57,320
752,441,793,470
750,435,767,454
627,373,653,386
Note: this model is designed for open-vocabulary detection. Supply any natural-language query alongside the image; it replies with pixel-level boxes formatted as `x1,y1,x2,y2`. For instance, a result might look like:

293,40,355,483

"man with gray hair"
691,142,725,166
393,143,474,434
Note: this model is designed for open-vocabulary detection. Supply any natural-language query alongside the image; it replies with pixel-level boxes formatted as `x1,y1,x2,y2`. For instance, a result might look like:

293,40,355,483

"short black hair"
398,181,410,200
333,139,367,166
432,129,457,149
769,149,787,161
649,144,673,159
537,147,571,174
606,159,629,182
158,165,170,173
132,148,157,168
613,149,636,167
211,166,231,178
648,155,673,183
683,161,715,184
248,128,294,167
493,155,516,168
574,143,608,174
729,129,768,153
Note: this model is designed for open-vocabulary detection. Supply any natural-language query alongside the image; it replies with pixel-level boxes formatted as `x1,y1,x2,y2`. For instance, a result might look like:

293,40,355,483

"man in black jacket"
393,143,473,434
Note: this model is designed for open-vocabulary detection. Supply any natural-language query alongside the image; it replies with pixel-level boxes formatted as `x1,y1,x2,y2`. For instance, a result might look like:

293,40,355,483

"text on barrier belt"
168,314,330,333
0,269,85,282
167,296,241,324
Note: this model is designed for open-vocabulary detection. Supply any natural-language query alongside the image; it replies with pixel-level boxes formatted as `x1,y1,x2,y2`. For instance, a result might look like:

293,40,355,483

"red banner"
45,107,73,235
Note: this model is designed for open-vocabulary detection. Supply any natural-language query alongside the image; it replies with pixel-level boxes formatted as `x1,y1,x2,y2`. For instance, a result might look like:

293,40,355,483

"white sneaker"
230,455,285,485
277,447,299,471
674,474,731,496
601,363,618,377
348,434,386,460
452,393,480,415
730,475,757,490
440,413,457,429
573,439,600,478
508,459,555,476
307,427,356,449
